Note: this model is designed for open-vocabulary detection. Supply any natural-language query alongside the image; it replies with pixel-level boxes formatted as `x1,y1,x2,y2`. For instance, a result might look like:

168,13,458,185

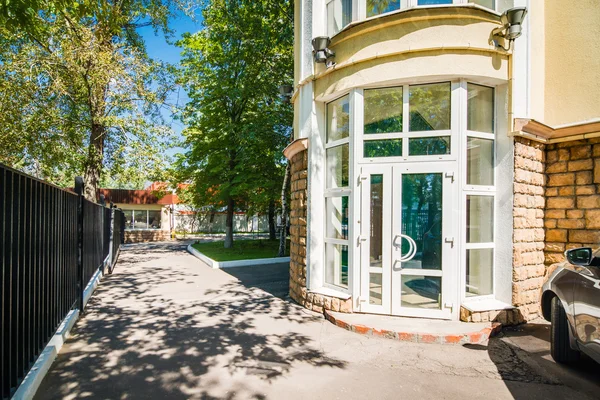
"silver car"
540,247,600,364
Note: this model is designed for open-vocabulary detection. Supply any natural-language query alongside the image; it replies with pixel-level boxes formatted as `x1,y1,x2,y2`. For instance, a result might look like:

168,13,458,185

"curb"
186,244,290,269
324,310,502,345
12,309,80,400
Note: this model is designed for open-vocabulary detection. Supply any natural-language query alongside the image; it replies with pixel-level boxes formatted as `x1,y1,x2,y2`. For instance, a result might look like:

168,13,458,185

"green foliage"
0,0,190,193
176,0,293,241
192,239,290,261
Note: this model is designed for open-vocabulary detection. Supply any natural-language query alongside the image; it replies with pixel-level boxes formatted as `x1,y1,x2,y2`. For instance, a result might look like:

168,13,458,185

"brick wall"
544,138,600,265
289,149,308,305
124,230,171,243
287,145,353,313
512,137,547,323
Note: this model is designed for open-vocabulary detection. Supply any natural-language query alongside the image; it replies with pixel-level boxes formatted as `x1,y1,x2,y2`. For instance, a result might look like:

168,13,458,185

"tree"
0,0,187,198
176,0,293,248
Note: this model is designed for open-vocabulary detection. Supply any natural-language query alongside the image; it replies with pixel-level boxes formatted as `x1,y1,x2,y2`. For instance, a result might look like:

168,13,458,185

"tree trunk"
83,122,105,202
224,196,235,248
268,199,276,240
278,161,291,257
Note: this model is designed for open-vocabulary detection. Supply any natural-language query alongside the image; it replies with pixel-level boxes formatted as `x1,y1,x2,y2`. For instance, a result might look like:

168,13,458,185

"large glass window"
467,196,494,243
123,210,134,229
466,249,493,296
367,0,401,18
364,139,402,158
328,0,495,36
327,0,353,36
325,95,352,290
124,209,162,230
326,196,349,240
326,144,350,188
468,84,494,134
465,83,495,297
472,0,494,9
134,210,148,229
467,138,494,186
327,95,350,142
149,210,162,229
409,82,451,132
326,244,349,288
417,0,451,5
364,87,403,134
362,83,452,160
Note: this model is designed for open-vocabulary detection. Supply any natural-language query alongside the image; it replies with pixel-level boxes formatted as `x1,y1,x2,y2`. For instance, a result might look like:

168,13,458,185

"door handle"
394,234,417,262
445,237,454,248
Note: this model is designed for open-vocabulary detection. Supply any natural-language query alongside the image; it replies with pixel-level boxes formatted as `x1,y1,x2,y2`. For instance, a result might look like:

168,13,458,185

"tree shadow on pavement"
467,323,600,400
34,242,344,400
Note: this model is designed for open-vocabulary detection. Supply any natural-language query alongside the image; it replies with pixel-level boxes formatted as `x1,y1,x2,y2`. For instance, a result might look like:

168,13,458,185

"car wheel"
550,296,580,363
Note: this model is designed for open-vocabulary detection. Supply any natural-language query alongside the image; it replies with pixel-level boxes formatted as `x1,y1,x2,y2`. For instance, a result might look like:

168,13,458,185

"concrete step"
324,310,502,345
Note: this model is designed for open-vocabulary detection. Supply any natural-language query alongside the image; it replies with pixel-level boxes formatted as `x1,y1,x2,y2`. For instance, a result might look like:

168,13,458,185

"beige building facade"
285,0,600,324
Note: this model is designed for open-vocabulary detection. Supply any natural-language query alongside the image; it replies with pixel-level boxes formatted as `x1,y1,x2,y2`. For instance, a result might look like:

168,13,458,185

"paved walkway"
36,242,600,400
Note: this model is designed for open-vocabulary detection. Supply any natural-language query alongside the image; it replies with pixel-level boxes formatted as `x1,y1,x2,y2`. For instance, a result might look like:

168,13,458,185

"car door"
573,249,600,363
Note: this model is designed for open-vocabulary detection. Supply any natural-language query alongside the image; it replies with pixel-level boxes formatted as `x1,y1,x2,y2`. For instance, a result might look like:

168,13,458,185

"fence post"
108,207,115,274
75,177,85,312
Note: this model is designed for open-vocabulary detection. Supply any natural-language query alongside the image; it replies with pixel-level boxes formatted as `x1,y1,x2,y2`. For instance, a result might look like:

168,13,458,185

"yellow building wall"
543,0,600,127
312,7,508,100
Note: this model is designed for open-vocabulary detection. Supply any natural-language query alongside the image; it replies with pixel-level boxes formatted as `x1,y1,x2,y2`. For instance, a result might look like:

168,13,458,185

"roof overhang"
511,118,600,144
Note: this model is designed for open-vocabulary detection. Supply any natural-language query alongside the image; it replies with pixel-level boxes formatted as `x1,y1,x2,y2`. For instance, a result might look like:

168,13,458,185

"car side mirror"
565,247,593,266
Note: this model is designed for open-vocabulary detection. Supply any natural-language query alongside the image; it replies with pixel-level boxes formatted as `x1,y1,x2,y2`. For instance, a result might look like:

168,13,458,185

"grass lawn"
192,239,290,262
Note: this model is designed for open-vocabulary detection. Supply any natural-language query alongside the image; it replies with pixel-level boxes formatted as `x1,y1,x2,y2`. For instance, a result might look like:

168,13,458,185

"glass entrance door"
359,163,456,319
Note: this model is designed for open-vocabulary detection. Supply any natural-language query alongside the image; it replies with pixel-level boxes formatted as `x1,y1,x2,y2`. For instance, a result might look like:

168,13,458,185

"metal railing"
1,163,124,399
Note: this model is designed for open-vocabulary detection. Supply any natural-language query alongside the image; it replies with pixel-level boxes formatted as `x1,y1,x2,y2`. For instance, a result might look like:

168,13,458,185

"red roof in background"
98,185,183,205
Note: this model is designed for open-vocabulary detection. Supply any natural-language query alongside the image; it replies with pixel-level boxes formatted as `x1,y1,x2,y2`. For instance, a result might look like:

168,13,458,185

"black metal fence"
1,163,125,399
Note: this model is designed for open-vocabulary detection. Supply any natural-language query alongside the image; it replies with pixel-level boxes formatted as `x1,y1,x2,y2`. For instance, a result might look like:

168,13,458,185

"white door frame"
358,162,458,319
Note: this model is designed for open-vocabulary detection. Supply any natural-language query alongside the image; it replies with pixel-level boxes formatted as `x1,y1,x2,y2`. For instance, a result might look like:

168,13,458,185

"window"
123,210,134,229
327,0,353,36
149,210,162,229
472,0,494,9
325,95,352,290
364,87,403,134
362,82,453,159
409,82,451,132
367,0,401,18
466,83,494,186
327,0,496,37
417,0,452,5
124,209,162,230
465,83,495,297
326,95,351,189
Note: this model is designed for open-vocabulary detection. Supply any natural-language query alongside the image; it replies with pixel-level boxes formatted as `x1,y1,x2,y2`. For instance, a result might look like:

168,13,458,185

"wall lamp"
312,36,335,67
279,84,293,99
491,7,527,51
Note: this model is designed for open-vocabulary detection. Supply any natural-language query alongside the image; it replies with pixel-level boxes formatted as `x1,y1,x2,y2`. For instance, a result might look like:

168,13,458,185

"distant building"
98,183,272,243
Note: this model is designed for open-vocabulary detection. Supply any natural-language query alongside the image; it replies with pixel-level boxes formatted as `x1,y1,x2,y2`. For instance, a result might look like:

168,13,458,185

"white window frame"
460,80,497,300
125,209,162,231
327,0,496,37
359,81,459,164
323,92,354,293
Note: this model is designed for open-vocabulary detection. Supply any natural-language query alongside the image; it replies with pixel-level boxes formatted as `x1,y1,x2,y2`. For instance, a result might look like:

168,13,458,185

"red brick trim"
324,310,502,345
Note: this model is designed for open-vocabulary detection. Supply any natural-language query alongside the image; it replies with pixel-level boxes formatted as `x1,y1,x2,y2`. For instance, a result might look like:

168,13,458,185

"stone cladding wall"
288,149,309,305
544,138,600,264
287,146,353,313
124,230,171,243
512,137,547,323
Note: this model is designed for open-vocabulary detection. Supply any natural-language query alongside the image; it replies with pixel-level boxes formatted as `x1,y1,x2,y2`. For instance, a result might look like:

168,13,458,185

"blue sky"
138,10,204,157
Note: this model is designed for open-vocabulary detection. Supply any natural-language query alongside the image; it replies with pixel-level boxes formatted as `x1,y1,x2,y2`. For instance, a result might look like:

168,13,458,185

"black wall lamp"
491,7,527,50
312,36,335,67
279,84,294,99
